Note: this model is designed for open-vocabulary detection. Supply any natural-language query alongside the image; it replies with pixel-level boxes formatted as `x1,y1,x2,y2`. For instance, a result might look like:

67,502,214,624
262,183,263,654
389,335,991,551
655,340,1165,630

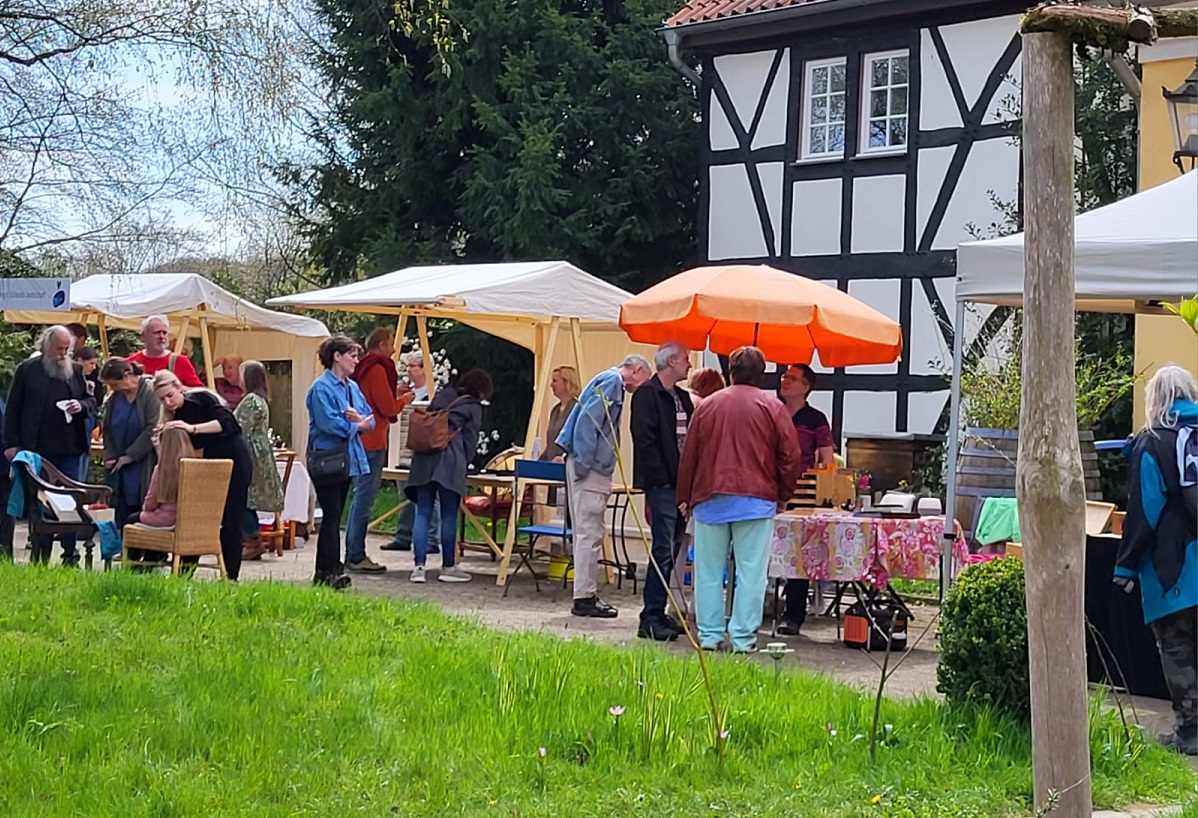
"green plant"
1164,296,1198,337
937,557,1030,720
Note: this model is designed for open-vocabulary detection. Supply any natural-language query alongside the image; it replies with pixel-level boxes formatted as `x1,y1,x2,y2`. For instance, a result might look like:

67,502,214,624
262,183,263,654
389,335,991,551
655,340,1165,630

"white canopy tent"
945,170,1198,582
6,273,330,452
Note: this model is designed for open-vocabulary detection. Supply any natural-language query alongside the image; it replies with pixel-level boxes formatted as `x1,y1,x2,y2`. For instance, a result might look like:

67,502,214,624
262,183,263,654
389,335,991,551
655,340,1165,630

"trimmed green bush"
937,556,1030,720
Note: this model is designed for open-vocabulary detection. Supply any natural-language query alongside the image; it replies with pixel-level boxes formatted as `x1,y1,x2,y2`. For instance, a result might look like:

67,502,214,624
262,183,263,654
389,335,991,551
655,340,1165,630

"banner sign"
0,278,70,311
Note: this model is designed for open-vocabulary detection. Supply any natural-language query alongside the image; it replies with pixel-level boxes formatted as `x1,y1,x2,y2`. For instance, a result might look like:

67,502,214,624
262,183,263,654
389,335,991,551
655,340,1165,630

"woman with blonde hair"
540,365,580,461
1116,364,1198,756
133,427,198,528
152,369,254,580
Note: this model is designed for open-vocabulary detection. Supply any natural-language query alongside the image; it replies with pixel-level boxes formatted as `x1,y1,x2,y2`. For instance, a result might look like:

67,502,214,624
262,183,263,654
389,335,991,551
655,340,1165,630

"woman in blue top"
306,335,374,590
404,368,491,584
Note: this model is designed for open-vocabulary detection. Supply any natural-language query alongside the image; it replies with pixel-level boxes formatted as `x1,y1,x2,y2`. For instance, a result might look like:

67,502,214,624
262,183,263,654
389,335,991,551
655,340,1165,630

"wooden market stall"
5,272,330,452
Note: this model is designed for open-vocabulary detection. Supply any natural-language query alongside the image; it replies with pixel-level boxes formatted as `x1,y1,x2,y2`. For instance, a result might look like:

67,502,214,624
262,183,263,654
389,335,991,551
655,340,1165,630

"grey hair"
405,350,424,366
140,314,169,334
1143,364,1198,431
653,342,686,372
619,354,652,374
37,325,73,355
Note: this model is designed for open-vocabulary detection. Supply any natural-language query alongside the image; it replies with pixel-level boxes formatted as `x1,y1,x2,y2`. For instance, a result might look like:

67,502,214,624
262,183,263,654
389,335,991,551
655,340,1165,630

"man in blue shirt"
556,354,652,618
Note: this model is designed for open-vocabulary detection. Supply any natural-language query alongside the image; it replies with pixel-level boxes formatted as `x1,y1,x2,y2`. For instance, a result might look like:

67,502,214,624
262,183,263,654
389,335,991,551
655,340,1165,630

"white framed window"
860,50,909,154
800,58,847,160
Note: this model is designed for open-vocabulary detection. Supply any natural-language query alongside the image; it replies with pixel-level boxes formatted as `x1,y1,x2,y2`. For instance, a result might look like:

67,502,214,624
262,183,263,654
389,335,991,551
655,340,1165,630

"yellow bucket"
546,555,574,582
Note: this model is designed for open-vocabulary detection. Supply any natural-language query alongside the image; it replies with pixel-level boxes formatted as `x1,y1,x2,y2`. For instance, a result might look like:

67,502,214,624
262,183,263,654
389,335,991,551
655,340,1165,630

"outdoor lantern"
1163,60,1198,173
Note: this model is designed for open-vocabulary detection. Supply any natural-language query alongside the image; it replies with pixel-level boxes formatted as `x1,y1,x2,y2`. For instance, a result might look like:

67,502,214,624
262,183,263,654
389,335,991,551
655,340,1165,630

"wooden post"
1018,31,1091,817
198,315,216,389
569,317,585,380
97,315,109,359
393,312,408,361
174,313,192,354
415,314,435,400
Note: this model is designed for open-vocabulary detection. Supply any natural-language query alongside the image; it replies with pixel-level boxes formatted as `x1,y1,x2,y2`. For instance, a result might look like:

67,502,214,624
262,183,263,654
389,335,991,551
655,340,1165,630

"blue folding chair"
503,459,571,597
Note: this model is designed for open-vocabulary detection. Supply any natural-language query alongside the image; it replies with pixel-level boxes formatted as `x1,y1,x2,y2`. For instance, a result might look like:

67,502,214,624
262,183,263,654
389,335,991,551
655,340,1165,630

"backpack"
407,397,466,454
1176,426,1197,522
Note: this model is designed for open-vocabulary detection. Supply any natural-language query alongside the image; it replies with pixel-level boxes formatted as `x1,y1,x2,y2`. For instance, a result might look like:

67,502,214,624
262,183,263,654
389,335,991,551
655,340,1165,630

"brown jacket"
676,384,803,510
357,362,405,452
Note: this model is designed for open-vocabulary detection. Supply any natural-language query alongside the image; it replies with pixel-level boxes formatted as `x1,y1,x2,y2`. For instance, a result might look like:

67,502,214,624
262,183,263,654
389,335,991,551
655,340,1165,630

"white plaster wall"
845,279,900,375
709,97,738,151
708,164,769,260
851,175,906,253
792,178,842,256
759,162,786,256
934,137,1020,249
983,52,1021,125
751,50,790,150
915,144,955,248
842,390,898,436
906,391,950,435
920,29,963,130
713,51,781,137
938,15,1022,113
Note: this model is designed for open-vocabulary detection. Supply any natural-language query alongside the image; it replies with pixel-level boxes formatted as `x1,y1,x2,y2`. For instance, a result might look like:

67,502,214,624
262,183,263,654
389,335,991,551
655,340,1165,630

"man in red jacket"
126,315,204,388
344,327,411,572
677,346,802,653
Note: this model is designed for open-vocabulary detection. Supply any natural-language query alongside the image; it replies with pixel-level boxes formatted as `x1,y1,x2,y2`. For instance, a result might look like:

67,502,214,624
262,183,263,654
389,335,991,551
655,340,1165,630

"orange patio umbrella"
619,264,903,367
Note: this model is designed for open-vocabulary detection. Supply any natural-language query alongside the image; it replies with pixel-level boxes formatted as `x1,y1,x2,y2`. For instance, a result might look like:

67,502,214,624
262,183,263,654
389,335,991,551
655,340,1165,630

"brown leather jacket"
676,384,802,510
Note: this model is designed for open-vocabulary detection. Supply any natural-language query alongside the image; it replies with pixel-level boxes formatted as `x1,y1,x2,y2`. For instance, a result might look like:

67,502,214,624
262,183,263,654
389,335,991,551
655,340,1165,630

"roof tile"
666,0,827,27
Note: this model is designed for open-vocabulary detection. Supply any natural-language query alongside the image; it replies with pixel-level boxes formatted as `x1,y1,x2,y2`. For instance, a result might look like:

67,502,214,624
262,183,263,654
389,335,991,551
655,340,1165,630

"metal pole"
941,299,967,599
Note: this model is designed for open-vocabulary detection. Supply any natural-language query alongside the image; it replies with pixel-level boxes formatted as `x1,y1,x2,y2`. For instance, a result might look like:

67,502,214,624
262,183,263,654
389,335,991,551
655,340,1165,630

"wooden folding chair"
122,459,234,578
259,450,297,555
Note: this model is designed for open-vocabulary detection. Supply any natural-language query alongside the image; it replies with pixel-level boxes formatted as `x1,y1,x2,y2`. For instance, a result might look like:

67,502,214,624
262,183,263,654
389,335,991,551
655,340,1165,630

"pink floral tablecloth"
769,512,968,587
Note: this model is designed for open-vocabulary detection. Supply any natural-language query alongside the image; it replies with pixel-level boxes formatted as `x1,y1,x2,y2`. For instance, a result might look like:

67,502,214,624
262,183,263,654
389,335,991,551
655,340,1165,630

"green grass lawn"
363,482,511,542
0,565,1194,817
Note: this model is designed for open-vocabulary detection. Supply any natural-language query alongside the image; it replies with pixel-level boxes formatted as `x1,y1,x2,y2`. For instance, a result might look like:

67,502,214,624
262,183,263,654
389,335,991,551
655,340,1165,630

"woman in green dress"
235,360,285,560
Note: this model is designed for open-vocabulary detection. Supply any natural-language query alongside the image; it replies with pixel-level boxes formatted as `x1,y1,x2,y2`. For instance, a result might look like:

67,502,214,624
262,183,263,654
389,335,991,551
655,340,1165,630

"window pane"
892,55,909,84
810,127,826,154
829,123,844,152
871,89,888,118
871,58,888,87
812,96,828,124
869,120,887,148
891,86,907,115
830,64,846,92
890,117,907,146
812,67,827,95
829,92,845,123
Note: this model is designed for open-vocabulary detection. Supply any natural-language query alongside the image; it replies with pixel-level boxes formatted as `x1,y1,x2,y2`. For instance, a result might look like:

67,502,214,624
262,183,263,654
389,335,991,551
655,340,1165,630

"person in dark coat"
404,368,492,585
3,326,97,565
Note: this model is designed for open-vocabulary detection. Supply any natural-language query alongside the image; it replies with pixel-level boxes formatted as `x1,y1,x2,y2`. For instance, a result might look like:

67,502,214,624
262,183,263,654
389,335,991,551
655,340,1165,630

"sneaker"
732,642,758,655
636,618,680,642
380,541,411,552
776,620,803,636
700,642,721,652
1159,731,1198,756
313,573,351,590
409,565,426,583
660,616,685,635
438,565,472,583
346,557,387,573
571,596,618,618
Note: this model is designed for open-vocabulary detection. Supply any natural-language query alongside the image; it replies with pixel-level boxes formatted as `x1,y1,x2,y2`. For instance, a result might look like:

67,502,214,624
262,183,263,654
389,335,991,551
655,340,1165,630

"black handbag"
307,442,350,486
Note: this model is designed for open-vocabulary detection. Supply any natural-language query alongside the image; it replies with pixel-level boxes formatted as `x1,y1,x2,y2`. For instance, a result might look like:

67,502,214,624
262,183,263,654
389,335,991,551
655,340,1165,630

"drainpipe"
663,28,701,88
1102,52,1141,108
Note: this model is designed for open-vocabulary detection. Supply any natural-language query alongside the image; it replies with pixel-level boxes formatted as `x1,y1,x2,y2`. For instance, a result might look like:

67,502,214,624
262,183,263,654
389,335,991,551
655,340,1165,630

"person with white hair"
1116,364,1198,756
126,315,204,388
2,325,97,565
630,341,693,641
555,354,653,618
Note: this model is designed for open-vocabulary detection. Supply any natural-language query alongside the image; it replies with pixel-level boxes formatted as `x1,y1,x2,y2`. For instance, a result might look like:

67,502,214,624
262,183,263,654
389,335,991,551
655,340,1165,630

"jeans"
640,487,683,623
693,517,773,652
41,454,84,564
242,509,260,537
412,484,459,568
393,489,441,551
0,473,13,559
344,449,385,564
314,478,349,579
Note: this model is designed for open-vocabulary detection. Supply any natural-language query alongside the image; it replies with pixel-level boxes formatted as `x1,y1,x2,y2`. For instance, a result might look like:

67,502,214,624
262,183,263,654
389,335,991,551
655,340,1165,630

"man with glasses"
381,350,440,553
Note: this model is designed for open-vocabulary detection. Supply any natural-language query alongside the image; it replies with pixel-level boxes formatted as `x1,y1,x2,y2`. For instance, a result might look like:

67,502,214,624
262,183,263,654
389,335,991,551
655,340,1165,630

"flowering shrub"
399,339,454,390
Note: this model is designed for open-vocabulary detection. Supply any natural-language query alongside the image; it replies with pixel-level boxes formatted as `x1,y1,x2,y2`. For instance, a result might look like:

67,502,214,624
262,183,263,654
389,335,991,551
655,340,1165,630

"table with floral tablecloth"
768,512,968,588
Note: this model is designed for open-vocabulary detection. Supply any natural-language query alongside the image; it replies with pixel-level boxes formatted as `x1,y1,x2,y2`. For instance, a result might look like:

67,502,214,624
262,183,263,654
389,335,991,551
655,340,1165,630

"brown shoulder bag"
406,397,467,454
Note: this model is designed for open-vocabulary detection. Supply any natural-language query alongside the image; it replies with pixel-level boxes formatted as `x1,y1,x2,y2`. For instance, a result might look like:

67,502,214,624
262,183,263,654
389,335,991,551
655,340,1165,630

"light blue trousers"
693,517,773,651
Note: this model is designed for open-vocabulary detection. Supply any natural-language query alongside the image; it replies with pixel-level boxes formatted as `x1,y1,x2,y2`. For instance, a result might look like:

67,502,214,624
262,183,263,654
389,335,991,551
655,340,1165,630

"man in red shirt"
126,315,204,387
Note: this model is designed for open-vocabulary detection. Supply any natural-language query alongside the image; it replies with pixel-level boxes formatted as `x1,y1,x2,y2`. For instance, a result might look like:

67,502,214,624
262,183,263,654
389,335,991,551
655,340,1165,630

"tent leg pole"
416,315,434,400
175,313,192,354
393,312,409,360
198,316,216,389
942,299,967,600
569,317,585,379
97,315,109,359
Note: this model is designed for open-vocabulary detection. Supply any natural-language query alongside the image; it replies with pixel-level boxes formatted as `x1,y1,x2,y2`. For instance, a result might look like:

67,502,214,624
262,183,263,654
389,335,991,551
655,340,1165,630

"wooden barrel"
955,427,1103,540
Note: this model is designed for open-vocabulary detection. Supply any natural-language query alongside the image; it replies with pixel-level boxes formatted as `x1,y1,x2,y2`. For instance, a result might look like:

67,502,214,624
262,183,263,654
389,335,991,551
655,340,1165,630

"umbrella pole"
941,299,966,600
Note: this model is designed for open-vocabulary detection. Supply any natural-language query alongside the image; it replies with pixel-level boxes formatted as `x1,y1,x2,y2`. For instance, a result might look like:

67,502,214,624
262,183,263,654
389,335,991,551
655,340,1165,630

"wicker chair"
121,458,234,578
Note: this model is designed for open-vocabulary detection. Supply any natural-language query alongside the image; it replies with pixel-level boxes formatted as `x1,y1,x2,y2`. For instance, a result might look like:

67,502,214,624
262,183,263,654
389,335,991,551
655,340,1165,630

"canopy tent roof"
956,170,1198,312
5,273,330,337
265,261,633,350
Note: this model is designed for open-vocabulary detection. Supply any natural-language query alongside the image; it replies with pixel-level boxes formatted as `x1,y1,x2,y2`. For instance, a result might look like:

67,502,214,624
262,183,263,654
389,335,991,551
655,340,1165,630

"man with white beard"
3,326,96,565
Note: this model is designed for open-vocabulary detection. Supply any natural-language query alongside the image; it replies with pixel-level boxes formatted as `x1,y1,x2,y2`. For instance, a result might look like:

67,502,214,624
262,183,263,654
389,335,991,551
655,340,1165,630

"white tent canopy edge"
944,170,1198,585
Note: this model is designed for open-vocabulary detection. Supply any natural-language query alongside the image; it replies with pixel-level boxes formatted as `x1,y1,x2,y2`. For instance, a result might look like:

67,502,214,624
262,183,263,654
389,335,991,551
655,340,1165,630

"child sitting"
132,427,196,528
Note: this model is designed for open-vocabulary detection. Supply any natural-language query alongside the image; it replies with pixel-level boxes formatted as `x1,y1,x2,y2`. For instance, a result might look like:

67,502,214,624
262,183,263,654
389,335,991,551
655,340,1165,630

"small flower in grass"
871,794,882,805
826,722,838,737
655,692,663,700
608,705,625,717
719,728,730,740
538,746,546,758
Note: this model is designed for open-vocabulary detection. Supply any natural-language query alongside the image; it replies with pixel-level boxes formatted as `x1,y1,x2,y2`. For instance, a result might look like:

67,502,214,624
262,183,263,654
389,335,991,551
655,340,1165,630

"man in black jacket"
3,326,96,565
630,341,693,641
